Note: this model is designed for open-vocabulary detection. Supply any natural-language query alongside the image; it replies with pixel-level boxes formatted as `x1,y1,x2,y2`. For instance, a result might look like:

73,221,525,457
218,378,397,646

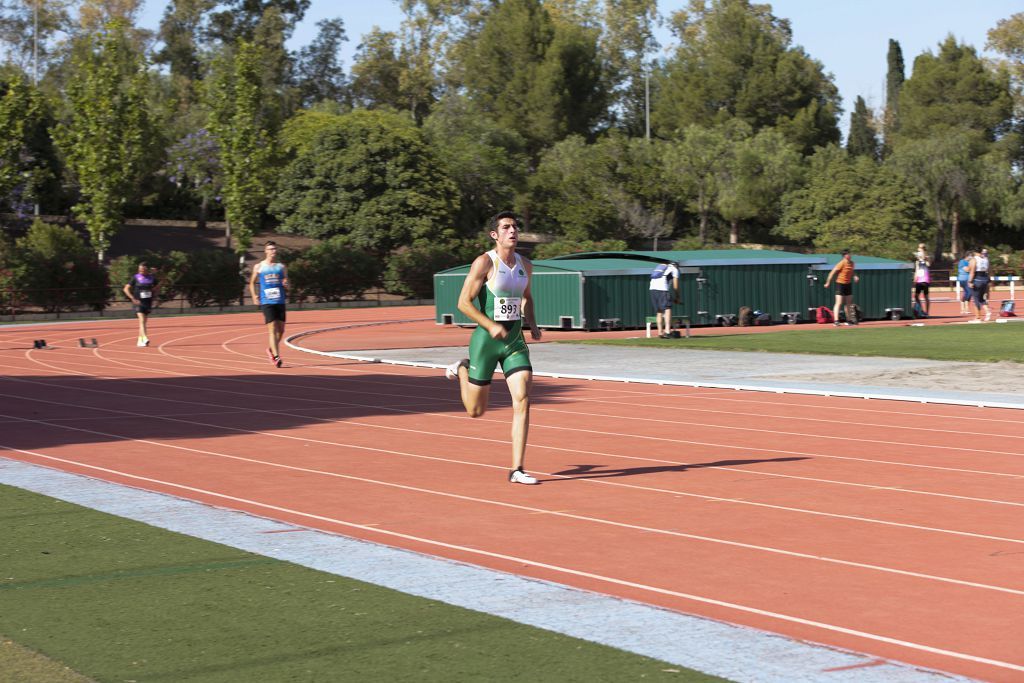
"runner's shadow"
548,457,809,481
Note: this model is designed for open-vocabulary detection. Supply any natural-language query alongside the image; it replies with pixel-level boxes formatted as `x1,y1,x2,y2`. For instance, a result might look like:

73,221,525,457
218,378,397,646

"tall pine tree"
882,38,904,156
847,96,879,159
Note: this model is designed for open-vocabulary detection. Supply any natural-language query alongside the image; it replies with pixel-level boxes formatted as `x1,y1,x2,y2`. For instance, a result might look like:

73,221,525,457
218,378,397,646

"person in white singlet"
445,211,542,485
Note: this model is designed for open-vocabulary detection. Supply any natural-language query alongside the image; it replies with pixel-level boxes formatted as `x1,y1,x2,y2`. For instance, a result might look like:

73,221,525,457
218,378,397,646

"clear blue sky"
139,0,1020,133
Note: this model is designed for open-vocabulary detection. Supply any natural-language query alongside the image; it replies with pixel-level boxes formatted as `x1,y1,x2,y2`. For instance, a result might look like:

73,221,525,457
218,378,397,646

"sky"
138,0,1021,134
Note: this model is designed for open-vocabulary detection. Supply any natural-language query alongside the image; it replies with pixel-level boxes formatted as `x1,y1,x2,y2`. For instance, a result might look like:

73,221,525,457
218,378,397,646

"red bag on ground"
815,306,833,324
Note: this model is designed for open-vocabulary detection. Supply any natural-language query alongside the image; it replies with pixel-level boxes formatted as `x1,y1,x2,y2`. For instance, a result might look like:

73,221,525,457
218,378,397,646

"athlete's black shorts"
261,303,287,323
914,283,930,295
133,301,153,315
836,282,852,297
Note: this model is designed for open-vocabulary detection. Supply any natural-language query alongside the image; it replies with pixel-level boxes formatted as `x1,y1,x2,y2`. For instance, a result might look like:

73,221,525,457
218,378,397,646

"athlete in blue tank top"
444,211,543,485
248,241,289,367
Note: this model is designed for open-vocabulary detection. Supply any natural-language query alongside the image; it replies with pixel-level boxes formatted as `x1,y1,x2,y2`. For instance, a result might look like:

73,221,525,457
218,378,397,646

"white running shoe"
445,358,468,380
137,338,146,347
509,468,538,485
984,311,992,321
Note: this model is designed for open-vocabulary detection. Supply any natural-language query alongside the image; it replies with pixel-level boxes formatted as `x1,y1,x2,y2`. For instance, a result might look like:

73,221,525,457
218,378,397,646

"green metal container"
553,250,825,325
434,258,697,330
810,255,913,320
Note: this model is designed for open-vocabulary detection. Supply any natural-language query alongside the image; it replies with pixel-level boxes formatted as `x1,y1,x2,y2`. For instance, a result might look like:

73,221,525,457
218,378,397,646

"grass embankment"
569,323,1024,363
0,485,721,682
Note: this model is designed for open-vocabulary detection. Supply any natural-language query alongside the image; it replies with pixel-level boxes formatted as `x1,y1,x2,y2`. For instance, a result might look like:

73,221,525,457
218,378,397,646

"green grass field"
0,485,723,682
568,322,1024,363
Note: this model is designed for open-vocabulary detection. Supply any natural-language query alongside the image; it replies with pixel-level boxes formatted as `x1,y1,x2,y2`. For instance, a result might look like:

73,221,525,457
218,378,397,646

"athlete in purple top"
123,262,158,347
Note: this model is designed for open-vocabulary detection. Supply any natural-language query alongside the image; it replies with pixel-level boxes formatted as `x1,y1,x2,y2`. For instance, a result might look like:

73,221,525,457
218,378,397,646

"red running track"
1,308,1022,681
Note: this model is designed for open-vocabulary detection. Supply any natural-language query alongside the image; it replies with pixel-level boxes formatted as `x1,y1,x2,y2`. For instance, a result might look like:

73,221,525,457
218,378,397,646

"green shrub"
287,236,381,302
383,239,486,299
173,249,243,307
11,220,109,311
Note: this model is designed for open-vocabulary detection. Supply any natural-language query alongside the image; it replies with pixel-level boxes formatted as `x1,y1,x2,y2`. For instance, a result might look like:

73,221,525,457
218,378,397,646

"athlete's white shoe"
509,468,538,485
445,358,468,380
137,337,147,347
984,310,992,321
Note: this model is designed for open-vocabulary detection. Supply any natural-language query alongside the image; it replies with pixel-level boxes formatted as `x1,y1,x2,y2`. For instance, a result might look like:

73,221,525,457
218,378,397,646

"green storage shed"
434,258,698,330
553,250,827,325
809,254,913,320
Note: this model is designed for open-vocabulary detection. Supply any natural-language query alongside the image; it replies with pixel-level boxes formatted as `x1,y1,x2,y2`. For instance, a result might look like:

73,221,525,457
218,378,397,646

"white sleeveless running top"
486,250,528,298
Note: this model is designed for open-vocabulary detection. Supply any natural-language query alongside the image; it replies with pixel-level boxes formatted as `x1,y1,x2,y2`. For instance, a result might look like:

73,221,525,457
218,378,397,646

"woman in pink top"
913,243,931,317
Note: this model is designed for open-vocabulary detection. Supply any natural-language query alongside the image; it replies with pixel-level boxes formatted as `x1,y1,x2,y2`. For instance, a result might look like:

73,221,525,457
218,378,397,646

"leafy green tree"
530,134,620,240
891,131,984,260
54,20,150,261
10,219,110,311
776,145,928,258
422,94,528,237
165,128,221,229
155,0,213,107
294,17,348,108
654,0,840,153
600,0,660,136
847,95,879,159
460,0,607,157
205,39,274,254
882,38,904,156
897,35,1013,142
662,123,744,244
718,127,803,243
349,28,405,110
0,0,72,77
0,75,49,212
269,109,458,256
205,0,309,45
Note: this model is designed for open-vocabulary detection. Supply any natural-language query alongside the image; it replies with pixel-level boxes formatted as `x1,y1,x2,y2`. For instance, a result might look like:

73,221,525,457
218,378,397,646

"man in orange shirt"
824,249,859,326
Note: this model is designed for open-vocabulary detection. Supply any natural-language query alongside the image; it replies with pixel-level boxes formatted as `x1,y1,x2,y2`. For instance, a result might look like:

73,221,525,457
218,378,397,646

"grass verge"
566,322,1024,363
0,484,723,682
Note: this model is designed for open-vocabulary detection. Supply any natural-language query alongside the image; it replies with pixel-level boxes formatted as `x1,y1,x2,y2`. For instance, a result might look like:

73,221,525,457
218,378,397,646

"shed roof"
551,249,826,267
811,254,913,270
435,257,698,277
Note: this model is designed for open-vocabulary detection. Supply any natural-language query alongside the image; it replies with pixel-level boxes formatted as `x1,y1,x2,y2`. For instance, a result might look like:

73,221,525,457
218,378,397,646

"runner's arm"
823,263,840,287
248,264,261,304
122,282,137,303
457,255,505,339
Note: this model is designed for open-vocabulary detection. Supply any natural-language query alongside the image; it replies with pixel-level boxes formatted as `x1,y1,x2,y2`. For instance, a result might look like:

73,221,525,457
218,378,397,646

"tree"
11,219,110,311
662,123,745,244
718,127,803,243
0,0,72,78
422,94,528,237
294,17,348,108
776,145,928,258
155,0,214,106
460,0,607,158
349,28,404,110
882,38,904,155
165,128,221,230
600,0,660,135
205,0,309,45
269,109,458,257
54,20,149,261
530,134,620,240
0,75,49,213
653,0,840,153
897,35,1013,142
847,95,879,159
889,132,980,259
205,39,274,254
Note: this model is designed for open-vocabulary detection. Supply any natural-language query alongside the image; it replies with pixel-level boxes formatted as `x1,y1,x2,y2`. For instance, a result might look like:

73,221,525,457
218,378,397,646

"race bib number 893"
494,297,521,322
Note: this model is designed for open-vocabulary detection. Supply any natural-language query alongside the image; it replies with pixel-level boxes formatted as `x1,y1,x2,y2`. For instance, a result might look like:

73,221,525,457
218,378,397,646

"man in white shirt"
649,261,680,338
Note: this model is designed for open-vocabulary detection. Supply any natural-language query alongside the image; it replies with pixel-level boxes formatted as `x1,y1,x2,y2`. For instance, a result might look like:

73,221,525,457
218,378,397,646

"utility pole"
644,69,650,141
33,0,40,216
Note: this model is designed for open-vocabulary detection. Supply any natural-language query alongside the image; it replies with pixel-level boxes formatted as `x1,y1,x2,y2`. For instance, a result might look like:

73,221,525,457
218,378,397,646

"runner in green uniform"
446,211,542,485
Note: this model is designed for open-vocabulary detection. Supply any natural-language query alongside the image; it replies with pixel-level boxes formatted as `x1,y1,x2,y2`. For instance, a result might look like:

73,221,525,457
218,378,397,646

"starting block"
32,339,49,349
78,338,99,348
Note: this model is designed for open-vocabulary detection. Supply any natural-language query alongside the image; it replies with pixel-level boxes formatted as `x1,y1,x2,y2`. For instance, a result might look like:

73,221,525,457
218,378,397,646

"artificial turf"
0,484,725,682
567,321,1024,363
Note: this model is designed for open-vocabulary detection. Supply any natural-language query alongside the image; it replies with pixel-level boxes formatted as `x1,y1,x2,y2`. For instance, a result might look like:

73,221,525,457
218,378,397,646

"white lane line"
2,410,1024,598
1,449,1021,677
